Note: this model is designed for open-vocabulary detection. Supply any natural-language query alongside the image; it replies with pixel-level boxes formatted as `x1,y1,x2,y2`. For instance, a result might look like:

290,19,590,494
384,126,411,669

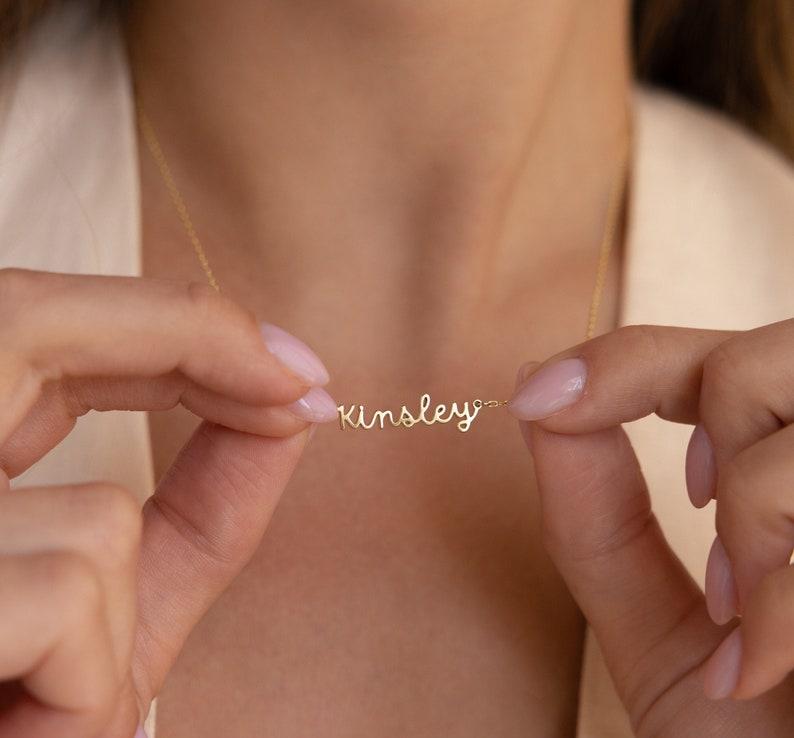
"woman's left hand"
507,320,794,737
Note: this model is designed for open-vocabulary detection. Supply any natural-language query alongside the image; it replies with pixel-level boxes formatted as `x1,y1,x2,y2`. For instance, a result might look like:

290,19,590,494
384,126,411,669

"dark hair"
2,0,794,160
633,0,794,160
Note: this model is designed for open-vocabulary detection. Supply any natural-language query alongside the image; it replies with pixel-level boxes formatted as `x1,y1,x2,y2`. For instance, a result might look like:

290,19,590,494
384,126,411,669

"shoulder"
624,85,794,329
632,85,794,237
0,2,138,276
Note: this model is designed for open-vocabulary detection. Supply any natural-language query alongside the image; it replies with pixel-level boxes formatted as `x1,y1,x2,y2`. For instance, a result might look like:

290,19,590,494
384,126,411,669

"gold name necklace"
137,109,627,433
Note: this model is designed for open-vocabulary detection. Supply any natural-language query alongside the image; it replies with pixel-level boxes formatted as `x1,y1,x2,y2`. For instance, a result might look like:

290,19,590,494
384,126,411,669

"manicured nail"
261,323,330,386
287,387,338,423
705,536,739,625
703,627,742,700
507,357,587,420
515,361,541,388
135,726,149,738
514,362,541,452
685,423,716,508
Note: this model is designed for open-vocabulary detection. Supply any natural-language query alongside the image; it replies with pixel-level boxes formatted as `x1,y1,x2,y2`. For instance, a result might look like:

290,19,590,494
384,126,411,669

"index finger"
0,269,330,442
506,323,739,430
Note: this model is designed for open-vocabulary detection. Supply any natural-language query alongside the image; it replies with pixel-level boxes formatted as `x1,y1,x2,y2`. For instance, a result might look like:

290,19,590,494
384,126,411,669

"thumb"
517,367,729,727
132,421,310,708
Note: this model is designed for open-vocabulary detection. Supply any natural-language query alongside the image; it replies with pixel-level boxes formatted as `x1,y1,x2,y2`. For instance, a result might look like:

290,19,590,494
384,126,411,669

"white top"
2,6,794,737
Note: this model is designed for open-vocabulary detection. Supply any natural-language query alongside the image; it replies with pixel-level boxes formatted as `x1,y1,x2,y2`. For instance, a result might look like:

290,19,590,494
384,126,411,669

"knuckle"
550,504,654,565
185,280,223,317
717,454,754,512
540,515,582,562
541,463,654,566
717,445,794,546
0,348,33,393
752,568,794,622
31,554,116,720
701,338,747,398
39,551,103,624
615,323,663,356
184,280,259,339
0,269,39,331
617,323,659,348
146,432,267,570
71,482,142,567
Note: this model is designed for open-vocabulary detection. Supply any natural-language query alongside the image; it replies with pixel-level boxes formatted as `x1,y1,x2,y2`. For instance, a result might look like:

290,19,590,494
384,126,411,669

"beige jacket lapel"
0,6,155,504
576,87,794,738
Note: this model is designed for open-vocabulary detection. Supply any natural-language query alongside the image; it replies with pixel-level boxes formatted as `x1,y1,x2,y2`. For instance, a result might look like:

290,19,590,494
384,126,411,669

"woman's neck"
126,0,631,307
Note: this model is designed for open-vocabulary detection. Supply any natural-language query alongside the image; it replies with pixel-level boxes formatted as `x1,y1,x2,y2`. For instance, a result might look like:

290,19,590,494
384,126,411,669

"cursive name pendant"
139,104,628,438
337,393,508,433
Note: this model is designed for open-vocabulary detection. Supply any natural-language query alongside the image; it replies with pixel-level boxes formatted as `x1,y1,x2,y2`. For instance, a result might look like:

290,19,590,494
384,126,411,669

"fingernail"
307,423,318,443
507,357,587,420
515,361,541,388
287,387,338,423
685,423,716,508
135,726,149,738
514,362,541,452
705,536,739,625
703,627,742,700
261,323,330,386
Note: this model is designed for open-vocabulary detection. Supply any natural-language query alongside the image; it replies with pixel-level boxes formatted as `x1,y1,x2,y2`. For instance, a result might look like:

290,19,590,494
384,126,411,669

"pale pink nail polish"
703,628,742,700
261,323,330,386
507,357,587,420
686,423,716,508
288,387,338,423
514,362,541,452
135,726,149,738
515,361,541,388
705,536,739,625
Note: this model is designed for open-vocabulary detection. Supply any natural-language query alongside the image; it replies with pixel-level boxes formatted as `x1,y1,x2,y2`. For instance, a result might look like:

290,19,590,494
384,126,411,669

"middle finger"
710,422,794,614
0,374,337,477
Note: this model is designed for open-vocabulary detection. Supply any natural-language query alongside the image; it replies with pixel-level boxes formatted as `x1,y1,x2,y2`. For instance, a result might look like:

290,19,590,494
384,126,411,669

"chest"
144,210,622,736
144,229,621,483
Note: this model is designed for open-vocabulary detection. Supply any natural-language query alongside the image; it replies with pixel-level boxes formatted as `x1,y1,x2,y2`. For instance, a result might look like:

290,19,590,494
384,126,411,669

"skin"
2,2,793,738
128,0,626,735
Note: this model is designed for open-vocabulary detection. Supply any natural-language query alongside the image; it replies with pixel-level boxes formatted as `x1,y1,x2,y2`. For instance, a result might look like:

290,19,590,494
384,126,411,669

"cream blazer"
2,7,794,738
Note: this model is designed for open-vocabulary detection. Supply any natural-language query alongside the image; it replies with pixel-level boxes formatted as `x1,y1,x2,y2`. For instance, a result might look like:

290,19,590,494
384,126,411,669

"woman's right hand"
0,268,336,738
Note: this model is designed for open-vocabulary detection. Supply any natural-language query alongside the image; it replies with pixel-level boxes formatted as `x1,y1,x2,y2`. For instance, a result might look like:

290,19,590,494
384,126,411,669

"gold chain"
137,107,627,341
137,105,628,421
137,110,222,293
586,153,627,340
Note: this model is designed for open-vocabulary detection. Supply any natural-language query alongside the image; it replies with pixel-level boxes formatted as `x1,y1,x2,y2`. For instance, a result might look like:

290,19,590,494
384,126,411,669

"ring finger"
0,551,118,738
0,483,141,678
709,423,794,617
0,375,337,478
